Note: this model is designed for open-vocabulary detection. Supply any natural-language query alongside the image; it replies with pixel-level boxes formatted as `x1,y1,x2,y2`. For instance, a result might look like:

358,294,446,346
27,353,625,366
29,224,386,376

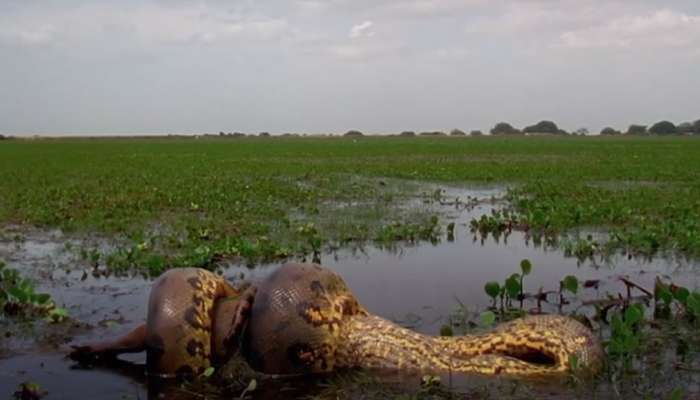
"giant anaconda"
71,268,256,377
244,263,604,378
71,263,603,379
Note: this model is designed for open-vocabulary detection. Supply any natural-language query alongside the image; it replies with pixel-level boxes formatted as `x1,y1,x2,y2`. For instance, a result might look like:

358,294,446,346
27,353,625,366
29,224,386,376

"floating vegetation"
1,136,699,275
0,261,64,321
13,382,47,400
501,181,700,259
451,259,700,398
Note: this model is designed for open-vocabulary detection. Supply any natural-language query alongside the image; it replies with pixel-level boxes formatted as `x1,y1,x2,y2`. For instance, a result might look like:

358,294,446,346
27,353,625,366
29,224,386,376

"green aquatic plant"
482,259,534,317
472,254,698,391
13,382,47,400
0,261,60,320
654,279,700,322
607,304,645,363
3,136,700,274
374,216,441,244
560,235,601,261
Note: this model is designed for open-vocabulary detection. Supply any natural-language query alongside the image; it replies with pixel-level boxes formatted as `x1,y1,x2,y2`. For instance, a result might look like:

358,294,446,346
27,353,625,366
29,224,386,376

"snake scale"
71,268,255,377
71,263,603,379
245,263,603,378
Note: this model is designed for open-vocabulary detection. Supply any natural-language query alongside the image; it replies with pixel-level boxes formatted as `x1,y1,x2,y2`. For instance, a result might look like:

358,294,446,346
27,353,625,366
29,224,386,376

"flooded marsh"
1,136,700,398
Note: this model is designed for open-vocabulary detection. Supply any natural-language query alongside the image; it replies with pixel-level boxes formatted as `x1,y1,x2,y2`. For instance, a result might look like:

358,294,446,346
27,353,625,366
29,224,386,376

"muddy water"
1,186,699,399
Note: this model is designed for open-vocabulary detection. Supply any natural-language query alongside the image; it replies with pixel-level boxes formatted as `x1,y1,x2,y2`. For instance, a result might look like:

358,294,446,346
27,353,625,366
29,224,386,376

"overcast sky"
1,0,699,135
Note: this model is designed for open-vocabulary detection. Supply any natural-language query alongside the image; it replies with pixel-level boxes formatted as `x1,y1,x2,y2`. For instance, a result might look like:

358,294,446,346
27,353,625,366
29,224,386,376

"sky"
1,0,699,136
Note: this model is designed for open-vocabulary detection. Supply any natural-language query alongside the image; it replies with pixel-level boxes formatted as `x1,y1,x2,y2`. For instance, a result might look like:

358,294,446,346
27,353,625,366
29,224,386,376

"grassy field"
1,135,699,273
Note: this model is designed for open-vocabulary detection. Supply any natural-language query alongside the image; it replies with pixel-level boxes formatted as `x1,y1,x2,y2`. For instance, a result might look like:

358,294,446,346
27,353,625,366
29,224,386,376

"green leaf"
674,287,690,304
687,293,700,316
32,293,51,305
439,324,453,337
8,287,28,303
622,334,639,351
484,282,501,299
520,259,532,276
669,388,683,400
611,314,624,333
480,310,496,327
47,307,68,323
624,304,644,326
505,275,521,298
19,279,32,293
562,275,579,295
608,338,624,355
568,354,579,371
202,366,215,378
656,285,673,305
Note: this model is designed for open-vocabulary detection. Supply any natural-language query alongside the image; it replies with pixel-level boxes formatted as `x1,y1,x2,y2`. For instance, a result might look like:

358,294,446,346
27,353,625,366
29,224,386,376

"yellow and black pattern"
244,263,604,379
145,268,240,377
243,263,369,374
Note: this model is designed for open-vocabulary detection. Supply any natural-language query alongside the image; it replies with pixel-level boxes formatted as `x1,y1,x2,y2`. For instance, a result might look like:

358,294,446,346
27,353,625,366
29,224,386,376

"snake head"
211,286,257,363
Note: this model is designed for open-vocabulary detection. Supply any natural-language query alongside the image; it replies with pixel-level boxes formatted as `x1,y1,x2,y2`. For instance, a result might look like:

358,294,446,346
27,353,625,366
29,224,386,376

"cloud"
384,0,488,17
0,3,290,47
0,24,56,47
349,21,375,39
294,0,487,19
328,42,401,61
294,0,331,15
461,2,700,54
465,2,597,36
559,9,700,49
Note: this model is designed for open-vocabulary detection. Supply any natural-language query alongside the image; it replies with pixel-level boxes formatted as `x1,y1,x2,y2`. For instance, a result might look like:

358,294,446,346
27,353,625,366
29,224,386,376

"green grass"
1,136,699,272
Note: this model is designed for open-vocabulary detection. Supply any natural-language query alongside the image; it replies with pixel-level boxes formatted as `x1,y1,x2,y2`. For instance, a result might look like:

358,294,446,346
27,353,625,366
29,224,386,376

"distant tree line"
600,119,700,136
489,118,700,136
344,130,364,137
209,118,700,139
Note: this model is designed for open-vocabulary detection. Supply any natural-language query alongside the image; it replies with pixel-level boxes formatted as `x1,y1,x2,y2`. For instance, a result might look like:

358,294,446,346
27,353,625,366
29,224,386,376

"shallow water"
1,185,699,399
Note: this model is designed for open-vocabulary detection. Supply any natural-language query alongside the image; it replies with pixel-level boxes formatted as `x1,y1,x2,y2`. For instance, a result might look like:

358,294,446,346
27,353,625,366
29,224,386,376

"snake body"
73,263,603,379
144,268,242,376
74,268,252,378
244,263,604,378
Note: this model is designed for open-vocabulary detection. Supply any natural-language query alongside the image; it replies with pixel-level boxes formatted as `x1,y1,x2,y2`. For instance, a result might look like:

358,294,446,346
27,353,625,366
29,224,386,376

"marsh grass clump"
374,215,441,244
0,261,64,321
469,181,700,259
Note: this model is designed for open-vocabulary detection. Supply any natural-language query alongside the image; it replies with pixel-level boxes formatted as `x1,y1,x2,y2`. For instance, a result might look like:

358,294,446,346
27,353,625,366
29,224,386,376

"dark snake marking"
72,263,602,380
244,263,605,378
70,267,254,379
